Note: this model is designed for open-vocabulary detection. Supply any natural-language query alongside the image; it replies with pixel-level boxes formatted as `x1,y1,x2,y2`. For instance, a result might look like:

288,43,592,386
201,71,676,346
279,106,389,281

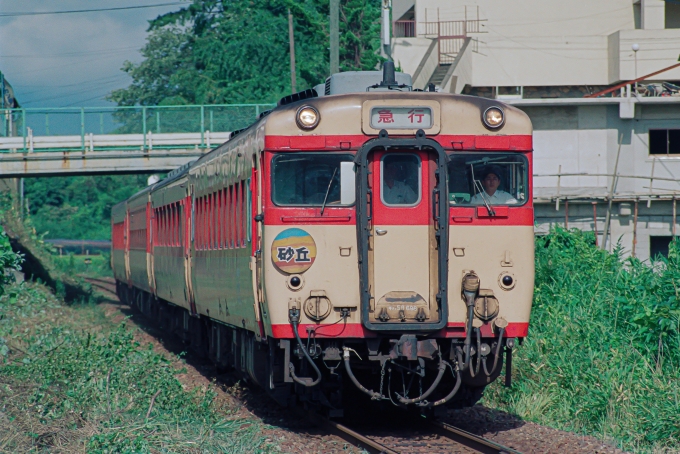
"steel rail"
427,419,522,454
316,416,399,454
84,277,117,295
312,408,520,454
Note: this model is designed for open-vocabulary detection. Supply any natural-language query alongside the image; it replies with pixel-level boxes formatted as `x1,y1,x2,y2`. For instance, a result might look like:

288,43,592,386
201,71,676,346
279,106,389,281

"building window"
666,1,680,29
650,235,675,259
649,129,680,155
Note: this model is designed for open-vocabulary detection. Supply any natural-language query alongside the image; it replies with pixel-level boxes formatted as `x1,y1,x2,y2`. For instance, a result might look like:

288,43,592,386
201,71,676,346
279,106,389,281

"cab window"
448,153,528,206
272,153,354,206
381,153,421,206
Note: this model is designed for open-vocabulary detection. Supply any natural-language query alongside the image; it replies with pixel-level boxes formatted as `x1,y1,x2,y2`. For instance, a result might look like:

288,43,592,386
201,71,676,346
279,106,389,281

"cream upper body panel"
262,93,532,138
448,225,535,325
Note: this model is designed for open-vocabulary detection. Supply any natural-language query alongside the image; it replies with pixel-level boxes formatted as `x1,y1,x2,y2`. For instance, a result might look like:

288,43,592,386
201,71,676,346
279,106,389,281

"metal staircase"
427,64,451,88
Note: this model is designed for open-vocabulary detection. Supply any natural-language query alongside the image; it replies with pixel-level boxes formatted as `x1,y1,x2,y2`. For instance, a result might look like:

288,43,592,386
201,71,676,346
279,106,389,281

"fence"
393,20,416,38
0,104,274,152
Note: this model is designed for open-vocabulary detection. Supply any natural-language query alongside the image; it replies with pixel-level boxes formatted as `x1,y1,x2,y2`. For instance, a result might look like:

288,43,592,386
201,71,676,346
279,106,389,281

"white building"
390,0,680,260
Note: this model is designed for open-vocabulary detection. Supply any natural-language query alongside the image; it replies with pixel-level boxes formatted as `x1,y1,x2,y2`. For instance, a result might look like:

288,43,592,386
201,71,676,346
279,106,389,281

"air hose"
461,273,480,372
396,353,447,404
469,327,482,378
343,347,382,400
288,308,322,387
417,363,462,408
482,327,505,376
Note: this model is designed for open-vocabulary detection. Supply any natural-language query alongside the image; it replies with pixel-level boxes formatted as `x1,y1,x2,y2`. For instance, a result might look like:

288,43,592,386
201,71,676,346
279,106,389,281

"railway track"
83,276,117,296
315,412,520,454
82,276,518,453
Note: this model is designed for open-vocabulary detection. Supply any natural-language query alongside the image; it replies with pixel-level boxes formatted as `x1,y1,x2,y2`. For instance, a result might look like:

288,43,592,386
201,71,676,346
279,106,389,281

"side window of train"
271,153,355,206
228,186,234,249
219,189,224,249
172,203,176,246
447,153,529,206
246,178,252,243
241,180,247,247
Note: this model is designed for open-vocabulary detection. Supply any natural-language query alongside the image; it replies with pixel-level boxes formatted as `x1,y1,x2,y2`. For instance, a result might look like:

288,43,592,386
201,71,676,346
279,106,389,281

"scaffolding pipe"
585,60,680,98
555,164,561,211
632,198,638,257
565,200,569,229
593,202,599,247
674,197,677,237
602,136,623,250
648,157,656,208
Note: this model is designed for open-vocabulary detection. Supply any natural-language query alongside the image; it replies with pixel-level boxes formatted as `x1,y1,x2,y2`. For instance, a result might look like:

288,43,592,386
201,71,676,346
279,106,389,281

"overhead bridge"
0,103,273,177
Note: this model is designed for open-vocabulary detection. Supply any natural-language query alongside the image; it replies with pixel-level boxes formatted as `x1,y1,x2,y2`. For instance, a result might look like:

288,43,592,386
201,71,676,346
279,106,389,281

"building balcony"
608,29,680,84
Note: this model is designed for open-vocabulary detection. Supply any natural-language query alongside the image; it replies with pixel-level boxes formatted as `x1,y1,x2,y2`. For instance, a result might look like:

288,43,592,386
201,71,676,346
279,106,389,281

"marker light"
483,106,505,129
296,105,320,130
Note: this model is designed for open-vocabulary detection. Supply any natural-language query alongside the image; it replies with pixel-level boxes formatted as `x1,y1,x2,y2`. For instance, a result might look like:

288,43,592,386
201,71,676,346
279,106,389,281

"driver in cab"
470,166,518,205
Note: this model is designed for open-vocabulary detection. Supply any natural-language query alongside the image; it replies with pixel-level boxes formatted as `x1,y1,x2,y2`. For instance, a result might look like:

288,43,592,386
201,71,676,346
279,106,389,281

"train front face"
261,93,534,411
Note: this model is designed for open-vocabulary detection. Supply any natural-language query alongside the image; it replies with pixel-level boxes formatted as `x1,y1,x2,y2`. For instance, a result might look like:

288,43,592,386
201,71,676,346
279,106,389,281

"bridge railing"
0,104,274,153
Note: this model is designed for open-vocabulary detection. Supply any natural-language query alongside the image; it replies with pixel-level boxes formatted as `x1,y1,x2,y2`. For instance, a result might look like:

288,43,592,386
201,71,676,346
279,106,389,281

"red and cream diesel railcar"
112,66,534,415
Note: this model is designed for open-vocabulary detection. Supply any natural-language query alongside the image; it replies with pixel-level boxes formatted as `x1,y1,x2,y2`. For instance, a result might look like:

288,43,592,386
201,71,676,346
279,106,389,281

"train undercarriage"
116,279,515,417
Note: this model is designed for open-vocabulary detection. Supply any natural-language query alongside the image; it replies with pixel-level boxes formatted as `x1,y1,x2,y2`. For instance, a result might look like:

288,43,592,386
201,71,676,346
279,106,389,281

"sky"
0,0,185,108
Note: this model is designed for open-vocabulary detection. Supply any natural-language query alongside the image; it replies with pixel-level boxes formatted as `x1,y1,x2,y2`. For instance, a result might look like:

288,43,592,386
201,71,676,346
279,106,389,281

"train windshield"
272,153,354,206
447,153,528,206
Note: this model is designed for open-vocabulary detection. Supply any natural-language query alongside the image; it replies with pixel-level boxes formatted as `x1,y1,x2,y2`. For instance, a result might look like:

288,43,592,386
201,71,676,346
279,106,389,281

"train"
111,63,534,416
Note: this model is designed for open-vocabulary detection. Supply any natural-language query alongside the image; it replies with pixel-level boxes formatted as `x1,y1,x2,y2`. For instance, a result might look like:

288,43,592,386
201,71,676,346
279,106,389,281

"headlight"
296,105,320,130
483,106,505,129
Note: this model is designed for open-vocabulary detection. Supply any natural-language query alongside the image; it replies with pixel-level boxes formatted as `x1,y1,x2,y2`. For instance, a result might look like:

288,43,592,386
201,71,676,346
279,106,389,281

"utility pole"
330,0,339,75
288,9,297,93
632,43,639,95
382,0,391,58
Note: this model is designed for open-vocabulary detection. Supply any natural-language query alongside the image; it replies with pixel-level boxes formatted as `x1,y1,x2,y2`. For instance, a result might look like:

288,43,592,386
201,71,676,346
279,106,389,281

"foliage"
53,253,112,279
0,229,23,296
484,228,680,452
109,0,383,106
0,282,272,452
23,174,149,240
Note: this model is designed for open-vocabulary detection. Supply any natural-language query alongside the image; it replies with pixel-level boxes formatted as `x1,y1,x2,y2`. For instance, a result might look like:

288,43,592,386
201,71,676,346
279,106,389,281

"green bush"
53,253,111,278
484,228,680,452
0,229,23,296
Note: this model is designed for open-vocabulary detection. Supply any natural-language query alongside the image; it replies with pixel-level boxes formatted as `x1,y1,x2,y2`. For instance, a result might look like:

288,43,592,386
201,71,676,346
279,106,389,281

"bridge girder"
0,149,206,177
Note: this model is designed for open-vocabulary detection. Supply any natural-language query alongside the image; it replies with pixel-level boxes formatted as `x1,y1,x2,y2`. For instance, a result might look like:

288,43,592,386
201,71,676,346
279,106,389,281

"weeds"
4,226,680,452
0,282,272,453
484,228,680,452
53,252,112,279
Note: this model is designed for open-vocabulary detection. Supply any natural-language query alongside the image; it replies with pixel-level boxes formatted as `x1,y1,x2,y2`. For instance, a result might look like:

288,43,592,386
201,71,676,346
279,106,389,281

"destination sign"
369,106,433,129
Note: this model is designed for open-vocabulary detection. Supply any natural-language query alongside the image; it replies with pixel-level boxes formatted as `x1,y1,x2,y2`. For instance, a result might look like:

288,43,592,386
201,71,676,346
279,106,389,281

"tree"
109,0,382,106
24,175,149,240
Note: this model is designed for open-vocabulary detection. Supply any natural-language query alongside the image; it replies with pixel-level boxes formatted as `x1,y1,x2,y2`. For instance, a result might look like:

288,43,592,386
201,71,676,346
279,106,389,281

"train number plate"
369,106,433,129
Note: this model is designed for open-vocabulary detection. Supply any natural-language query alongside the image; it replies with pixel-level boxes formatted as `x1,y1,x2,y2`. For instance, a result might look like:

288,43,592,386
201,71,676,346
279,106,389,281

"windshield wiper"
473,179,496,217
320,167,338,216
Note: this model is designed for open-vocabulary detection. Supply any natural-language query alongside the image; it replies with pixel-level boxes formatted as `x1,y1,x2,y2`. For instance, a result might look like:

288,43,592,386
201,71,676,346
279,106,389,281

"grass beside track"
484,228,680,453
0,283,272,453
2,227,679,453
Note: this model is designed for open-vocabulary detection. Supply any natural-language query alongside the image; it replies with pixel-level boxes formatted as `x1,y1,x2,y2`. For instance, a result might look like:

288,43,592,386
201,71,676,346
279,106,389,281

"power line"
17,74,130,97
0,46,141,59
0,2,185,18
21,78,129,105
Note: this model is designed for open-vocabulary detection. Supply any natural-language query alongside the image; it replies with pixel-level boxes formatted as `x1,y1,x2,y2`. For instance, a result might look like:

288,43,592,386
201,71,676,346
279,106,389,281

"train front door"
369,149,439,325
